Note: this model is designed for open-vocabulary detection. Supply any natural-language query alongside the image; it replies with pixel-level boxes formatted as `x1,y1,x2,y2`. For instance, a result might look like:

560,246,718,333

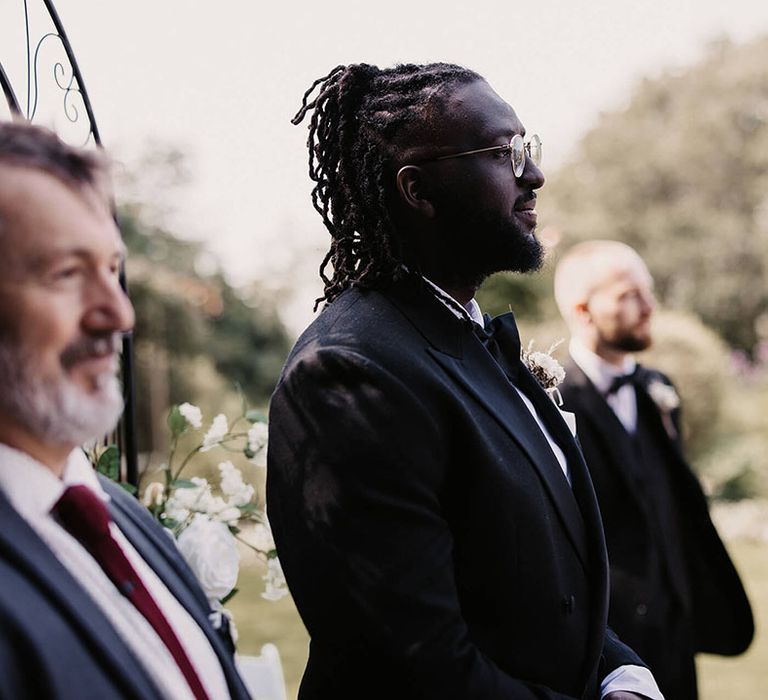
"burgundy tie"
53,485,210,700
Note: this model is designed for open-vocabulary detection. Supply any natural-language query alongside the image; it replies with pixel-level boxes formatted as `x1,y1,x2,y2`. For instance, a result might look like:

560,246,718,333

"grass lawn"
231,539,767,699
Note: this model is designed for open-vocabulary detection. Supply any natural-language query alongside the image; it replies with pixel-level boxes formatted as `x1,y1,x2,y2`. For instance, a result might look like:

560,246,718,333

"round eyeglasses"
432,133,542,178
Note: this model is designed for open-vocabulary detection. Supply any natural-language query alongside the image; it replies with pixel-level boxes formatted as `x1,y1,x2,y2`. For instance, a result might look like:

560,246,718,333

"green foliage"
94,444,121,482
475,267,555,320
167,405,189,439
637,310,730,461
541,35,768,354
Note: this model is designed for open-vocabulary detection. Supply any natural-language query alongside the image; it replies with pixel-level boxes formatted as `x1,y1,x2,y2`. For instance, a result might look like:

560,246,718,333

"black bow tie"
473,312,522,380
605,366,641,397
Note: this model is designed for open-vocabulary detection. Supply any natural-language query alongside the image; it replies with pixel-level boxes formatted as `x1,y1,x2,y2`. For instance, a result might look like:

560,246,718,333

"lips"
514,197,538,229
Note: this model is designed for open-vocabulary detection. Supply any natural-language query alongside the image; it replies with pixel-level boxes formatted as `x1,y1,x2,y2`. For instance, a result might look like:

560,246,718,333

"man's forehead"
438,79,523,143
0,165,120,267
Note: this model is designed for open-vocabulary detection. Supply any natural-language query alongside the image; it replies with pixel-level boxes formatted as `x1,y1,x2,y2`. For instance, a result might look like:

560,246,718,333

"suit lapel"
103,480,249,699
563,361,647,507
0,492,163,699
385,279,595,569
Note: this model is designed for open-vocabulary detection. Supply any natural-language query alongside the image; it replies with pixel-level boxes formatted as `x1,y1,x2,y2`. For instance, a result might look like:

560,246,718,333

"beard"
606,330,652,353
429,192,544,287
0,335,124,447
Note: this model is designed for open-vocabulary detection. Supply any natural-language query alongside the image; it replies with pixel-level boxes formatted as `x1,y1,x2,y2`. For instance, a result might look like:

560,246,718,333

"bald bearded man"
554,240,753,700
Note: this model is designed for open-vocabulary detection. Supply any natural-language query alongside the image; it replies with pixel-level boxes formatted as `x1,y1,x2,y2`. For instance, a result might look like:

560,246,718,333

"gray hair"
0,121,109,236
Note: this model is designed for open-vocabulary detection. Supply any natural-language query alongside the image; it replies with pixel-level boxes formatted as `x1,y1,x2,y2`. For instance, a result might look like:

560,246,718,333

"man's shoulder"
288,285,427,364
559,356,591,394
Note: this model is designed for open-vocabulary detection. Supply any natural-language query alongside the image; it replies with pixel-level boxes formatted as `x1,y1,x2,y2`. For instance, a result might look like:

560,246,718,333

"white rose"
176,514,240,600
178,402,203,429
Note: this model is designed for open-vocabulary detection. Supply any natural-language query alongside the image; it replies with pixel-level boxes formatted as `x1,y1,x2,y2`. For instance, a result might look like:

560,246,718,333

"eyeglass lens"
511,134,542,177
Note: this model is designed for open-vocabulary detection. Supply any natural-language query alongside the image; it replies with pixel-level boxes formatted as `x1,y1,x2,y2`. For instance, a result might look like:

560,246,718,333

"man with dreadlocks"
267,62,662,700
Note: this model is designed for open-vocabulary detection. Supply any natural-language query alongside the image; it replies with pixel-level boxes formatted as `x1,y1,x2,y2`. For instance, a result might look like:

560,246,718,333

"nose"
83,270,135,334
519,156,545,190
640,289,655,315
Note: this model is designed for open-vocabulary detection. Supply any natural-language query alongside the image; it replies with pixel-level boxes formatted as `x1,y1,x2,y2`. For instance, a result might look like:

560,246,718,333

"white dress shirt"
569,337,639,433
0,443,231,700
423,281,663,700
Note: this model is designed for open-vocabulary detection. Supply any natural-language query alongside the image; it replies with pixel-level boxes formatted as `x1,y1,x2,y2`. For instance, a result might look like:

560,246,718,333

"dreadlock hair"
292,62,482,310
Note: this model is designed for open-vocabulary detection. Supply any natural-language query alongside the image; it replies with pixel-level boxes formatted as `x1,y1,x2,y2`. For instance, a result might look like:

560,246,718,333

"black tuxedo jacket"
267,277,643,700
559,359,753,657
0,475,250,700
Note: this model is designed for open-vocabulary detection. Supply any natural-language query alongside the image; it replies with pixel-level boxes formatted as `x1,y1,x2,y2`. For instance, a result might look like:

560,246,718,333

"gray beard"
0,341,124,447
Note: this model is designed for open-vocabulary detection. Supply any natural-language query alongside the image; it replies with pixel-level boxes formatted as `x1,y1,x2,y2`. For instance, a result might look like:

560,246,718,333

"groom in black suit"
268,63,661,699
555,240,753,700
0,122,249,699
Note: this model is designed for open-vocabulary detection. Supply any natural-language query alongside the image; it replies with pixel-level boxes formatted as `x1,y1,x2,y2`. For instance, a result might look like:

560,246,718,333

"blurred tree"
115,152,291,455
539,35,768,354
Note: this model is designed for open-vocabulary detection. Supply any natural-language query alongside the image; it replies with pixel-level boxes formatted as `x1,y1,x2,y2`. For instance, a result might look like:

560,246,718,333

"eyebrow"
27,245,126,272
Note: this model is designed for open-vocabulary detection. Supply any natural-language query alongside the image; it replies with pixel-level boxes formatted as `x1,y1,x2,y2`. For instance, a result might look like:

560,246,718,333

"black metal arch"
1,0,139,487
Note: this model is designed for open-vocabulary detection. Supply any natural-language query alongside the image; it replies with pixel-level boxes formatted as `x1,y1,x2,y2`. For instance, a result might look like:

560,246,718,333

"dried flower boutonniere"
521,339,566,405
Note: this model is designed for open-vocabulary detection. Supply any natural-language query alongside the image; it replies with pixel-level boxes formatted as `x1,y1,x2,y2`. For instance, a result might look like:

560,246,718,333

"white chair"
236,644,288,700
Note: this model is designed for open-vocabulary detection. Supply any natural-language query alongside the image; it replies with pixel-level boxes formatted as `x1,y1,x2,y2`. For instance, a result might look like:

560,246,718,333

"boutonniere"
522,339,566,404
646,379,680,439
647,379,680,413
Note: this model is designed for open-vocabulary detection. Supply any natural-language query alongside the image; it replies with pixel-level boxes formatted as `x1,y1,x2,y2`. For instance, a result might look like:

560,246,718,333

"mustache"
514,191,537,209
60,333,124,370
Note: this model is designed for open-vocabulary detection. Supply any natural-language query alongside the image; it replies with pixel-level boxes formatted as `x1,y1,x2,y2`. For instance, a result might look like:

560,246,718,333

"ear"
574,301,592,325
395,165,435,218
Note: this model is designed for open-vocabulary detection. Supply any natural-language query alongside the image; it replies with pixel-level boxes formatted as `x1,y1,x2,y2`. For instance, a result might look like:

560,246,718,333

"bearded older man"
0,121,249,700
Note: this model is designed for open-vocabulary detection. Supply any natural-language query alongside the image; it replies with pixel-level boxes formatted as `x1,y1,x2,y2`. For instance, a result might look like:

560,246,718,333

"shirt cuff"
601,664,665,699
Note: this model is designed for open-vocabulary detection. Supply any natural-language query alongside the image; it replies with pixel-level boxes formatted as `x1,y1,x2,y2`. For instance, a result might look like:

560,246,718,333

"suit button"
562,595,576,614
636,603,648,616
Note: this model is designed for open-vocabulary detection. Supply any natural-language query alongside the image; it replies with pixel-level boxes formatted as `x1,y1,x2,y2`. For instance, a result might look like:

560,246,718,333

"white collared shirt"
423,281,663,700
569,338,638,433
0,444,231,700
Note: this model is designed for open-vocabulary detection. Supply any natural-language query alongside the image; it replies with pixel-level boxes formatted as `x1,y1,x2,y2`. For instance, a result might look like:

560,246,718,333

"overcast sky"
2,0,768,330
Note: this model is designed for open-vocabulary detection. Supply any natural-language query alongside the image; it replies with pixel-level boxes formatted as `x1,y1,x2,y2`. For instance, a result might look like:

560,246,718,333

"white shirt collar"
568,337,636,394
421,276,484,326
0,443,108,521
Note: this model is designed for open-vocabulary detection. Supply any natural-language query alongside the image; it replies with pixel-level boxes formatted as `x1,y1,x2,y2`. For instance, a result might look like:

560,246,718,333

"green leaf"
220,587,239,605
243,447,256,459
167,405,188,438
245,409,267,424
118,481,138,495
238,503,259,514
95,444,120,481
172,479,198,489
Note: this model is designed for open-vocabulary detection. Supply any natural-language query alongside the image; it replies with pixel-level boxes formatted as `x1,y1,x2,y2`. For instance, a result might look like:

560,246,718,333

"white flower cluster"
160,465,250,527
219,460,255,506
262,557,288,602
201,413,229,452
178,402,203,429
247,422,269,467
